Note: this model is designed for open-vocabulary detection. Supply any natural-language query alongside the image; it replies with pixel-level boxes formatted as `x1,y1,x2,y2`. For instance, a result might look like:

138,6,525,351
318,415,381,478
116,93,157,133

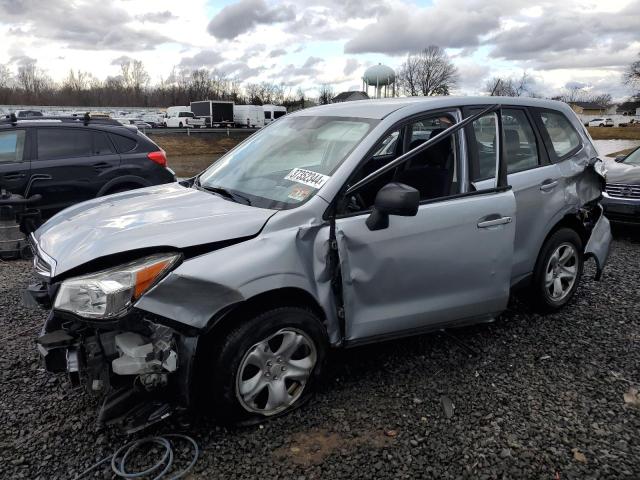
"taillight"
147,150,167,167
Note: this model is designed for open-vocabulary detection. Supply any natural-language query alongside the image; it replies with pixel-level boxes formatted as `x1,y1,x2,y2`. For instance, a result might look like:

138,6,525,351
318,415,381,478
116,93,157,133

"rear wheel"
179,122,183,128
527,228,583,312
203,307,327,425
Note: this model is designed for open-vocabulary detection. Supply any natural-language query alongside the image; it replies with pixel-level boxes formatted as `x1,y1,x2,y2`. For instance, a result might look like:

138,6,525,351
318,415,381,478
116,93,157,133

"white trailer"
233,105,265,128
262,104,287,125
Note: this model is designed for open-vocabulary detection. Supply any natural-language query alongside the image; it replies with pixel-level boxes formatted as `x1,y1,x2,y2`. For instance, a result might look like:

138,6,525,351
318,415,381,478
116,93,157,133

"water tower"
362,63,396,99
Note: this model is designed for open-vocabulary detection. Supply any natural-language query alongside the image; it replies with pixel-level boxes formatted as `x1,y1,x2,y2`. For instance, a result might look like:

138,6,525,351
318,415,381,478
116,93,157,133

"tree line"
1,49,639,109
0,59,308,109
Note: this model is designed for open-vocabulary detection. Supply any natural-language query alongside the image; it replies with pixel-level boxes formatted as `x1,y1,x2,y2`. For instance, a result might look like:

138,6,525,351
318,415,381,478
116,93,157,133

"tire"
599,123,604,127
202,307,327,425
527,228,583,313
179,122,183,128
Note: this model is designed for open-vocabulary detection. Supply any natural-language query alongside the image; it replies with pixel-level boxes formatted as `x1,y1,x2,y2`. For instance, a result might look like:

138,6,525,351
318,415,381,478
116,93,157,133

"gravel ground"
1,227,639,479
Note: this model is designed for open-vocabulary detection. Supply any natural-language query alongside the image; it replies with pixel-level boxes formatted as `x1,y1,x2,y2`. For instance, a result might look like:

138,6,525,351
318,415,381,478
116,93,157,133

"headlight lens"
54,253,181,319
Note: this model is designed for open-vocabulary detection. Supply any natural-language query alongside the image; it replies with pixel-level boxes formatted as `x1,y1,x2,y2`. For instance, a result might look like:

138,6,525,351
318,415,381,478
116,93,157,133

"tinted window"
37,129,93,160
264,111,272,119
93,132,115,155
110,134,137,153
0,130,26,163
502,109,539,174
274,111,286,119
539,110,581,158
469,113,498,180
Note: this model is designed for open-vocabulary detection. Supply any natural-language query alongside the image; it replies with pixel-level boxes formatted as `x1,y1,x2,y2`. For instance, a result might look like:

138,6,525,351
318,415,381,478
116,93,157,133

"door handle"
4,173,26,180
477,216,512,228
540,179,558,191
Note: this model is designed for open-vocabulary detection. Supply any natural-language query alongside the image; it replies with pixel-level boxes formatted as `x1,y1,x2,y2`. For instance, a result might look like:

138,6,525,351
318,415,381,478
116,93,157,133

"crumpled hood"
34,183,276,276
606,161,640,184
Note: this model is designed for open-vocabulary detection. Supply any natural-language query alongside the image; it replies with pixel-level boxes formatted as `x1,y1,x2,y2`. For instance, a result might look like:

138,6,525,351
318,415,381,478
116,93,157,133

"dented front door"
335,188,517,343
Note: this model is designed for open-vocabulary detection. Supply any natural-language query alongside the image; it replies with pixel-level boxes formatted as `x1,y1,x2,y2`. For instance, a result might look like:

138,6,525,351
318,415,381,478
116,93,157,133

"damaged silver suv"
25,97,612,430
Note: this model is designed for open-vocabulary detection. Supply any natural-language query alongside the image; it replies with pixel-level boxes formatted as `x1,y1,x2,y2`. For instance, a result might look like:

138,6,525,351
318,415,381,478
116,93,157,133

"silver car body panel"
32,96,612,347
32,183,277,277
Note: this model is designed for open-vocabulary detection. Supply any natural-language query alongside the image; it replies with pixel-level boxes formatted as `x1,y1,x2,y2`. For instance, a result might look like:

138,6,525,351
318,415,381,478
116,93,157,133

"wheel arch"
203,287,328,343
96,175,151,197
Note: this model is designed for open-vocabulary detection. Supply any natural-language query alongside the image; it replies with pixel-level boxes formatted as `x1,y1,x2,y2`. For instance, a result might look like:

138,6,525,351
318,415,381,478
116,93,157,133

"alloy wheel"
544,242,579,302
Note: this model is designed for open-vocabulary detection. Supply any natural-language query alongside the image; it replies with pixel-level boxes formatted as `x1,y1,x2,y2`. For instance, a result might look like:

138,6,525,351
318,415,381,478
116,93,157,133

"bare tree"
397,46,458,96
318,84,335,104
16,62,52,102
555,85,613,106
626,53,640,95
485,72,535,97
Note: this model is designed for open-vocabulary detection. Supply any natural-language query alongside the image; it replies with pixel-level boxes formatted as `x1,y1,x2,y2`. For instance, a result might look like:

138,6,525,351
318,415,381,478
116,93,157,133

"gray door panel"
336,188,517,342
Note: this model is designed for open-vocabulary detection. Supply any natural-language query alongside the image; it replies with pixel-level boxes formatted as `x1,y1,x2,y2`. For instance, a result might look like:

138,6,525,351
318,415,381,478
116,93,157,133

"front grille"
606,183,640,199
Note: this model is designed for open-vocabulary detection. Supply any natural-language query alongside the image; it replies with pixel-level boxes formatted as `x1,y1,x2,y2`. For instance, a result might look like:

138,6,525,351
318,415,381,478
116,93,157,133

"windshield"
198,115,378,209
625,147,640,165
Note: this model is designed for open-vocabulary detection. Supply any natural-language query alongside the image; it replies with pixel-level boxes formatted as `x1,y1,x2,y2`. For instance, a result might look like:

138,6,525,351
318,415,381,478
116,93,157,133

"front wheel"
204,307,327,425
527,228,583,313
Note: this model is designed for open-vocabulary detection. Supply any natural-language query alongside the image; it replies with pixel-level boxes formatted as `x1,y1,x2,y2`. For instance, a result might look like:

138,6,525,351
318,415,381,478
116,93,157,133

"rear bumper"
601,192,640,224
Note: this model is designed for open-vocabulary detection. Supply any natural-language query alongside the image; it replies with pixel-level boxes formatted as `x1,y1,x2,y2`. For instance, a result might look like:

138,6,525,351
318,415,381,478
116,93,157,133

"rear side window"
0,130,26,163
93,132,115,155
538,110,581,158
37,129,93,160
274,111,286,119
110,134,137,153
502,109,539,174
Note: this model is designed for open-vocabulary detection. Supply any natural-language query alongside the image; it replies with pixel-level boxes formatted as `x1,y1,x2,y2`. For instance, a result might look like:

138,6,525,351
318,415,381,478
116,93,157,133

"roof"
290,96,573,120
569,101,606,110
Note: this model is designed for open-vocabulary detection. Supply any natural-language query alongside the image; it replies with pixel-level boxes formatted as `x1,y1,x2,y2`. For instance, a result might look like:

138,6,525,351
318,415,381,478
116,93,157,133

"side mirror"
615,156,626,163
366,182,419,231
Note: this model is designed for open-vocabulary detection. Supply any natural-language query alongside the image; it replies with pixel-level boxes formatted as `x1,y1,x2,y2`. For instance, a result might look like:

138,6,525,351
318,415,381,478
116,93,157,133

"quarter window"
538,110,581,158
502,109,539,174
0,130,26,163
110,134,137,153
37,129,93,160
93,132,115,155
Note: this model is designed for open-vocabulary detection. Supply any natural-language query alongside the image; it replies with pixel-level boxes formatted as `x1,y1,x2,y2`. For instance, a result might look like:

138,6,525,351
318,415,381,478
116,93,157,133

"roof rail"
1,113,122,126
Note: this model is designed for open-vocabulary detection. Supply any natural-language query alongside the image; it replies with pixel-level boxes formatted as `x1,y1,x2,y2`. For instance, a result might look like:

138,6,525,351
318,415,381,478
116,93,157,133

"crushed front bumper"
24,284,199,433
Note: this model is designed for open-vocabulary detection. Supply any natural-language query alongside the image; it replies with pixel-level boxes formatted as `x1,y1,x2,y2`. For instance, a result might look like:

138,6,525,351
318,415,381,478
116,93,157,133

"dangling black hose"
73,434,199,480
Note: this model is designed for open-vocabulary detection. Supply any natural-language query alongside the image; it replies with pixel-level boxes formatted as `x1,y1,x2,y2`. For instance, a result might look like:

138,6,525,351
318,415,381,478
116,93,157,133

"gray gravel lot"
1,227,639,479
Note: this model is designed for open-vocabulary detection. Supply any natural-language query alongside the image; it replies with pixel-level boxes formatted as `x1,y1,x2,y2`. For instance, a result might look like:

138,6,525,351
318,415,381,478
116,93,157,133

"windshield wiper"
199,184,252,205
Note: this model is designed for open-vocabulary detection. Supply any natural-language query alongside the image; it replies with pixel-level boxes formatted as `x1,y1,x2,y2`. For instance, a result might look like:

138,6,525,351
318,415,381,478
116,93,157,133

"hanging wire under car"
73,434,199,480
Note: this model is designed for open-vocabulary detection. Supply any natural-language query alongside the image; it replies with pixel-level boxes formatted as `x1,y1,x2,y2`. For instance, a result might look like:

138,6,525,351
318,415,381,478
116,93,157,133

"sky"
0,0,638,100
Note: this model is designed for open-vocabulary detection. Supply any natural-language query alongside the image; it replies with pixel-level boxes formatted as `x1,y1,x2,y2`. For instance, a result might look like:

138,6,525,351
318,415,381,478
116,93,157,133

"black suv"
0,115,175,218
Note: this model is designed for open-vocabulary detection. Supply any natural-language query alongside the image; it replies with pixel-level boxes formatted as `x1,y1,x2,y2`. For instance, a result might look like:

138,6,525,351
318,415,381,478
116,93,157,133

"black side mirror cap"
366,182,420,231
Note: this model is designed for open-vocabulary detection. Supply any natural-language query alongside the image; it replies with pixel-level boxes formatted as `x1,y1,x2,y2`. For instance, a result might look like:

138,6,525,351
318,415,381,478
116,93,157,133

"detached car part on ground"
24,97,612,432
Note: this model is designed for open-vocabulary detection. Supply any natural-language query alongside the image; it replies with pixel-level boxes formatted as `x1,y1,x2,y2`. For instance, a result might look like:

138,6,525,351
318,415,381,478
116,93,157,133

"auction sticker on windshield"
285,168,330,189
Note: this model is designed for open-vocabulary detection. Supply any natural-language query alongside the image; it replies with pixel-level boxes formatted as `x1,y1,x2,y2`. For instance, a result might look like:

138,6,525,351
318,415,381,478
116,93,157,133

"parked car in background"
14,110,43,118
233,105,265,128
263,104,287,124
164,107,206,128
25,97,610,431
587,118,614,127
602,146,640,223
0,115,175,219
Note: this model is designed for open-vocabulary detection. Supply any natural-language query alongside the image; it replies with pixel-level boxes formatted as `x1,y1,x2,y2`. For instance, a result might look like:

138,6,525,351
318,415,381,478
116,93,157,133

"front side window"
199,115,378,209
37,129,93,160
502,109,539,174
264,111,272,119
0,130,26,163
538,110,581,158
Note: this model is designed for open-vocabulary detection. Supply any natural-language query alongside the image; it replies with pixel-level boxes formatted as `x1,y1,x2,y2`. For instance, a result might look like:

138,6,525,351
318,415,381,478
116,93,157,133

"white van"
233,105,265,128
164,106,206,128
262,104,287,125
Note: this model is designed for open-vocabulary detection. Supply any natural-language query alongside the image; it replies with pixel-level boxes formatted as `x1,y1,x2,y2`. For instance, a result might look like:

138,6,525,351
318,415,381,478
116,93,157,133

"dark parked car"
0,115,175,219
602,146,640,223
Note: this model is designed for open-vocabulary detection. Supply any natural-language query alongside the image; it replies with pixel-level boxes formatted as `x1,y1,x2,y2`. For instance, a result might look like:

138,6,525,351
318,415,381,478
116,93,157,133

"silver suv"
25,97,611,429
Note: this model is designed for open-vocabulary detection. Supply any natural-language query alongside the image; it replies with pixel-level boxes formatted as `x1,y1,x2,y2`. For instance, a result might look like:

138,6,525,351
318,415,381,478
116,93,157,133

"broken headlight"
54,253,181,319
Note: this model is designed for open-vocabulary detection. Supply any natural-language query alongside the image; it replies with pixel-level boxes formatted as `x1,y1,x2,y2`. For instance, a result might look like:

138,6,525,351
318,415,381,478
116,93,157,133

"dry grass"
587,126,640,140
154,134,241,156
